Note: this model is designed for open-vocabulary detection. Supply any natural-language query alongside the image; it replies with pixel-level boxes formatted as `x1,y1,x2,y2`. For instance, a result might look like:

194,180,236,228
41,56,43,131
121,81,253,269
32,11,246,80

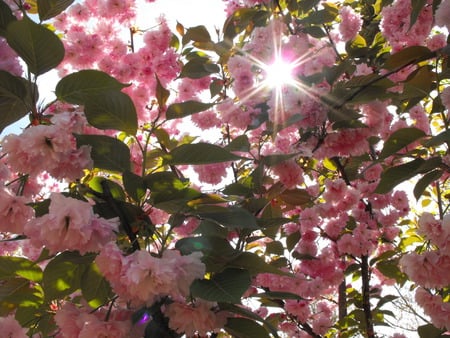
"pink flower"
0,37,23,76
441,86,450,110
272,160,304,189
164,301,226,337
0,188,34,234
339,6,362,42
415,287,450,329
24,193,118,255
435,0,450,30
193,162,229,185
0,315,28,338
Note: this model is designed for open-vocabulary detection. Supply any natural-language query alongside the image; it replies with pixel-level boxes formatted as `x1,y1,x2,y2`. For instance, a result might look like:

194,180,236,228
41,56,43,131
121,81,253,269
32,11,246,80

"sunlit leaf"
6,16,64,75
80,263,113,308
166,100,214,120
56,70,129,104
37,0,74,21
191,268,251,303
43,252,94,301
0,256,42,282
84,91,137,135
75,134,131,172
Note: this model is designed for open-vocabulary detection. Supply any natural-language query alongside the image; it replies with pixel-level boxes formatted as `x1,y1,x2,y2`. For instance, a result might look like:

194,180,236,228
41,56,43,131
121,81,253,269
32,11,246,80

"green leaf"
379,127,426,159
375,260,407,285
196,205,259,229
191,268,251,303
413,169,443,200
384,46,435,70
0,0,16,37
87,177,126,201
278,189,311,206
37,0,74,21
286,231,301,252
410,0,427,28
176,236,237,257
164,142,243,165
229,252,292,276
225,317,271,338
75,134,131,172
0,256,42,282
43,252,94,301
423,129,450,147
180,58,220,79
80,263,113,308
123,170,146,203
225,135,251,152
182,25,211,44
155,74,170,108
0,71,29,133
55,70,129,105
418,324,447,338
251,291,304,301
260,153,298,167
6,16,64,75
166,100,214,120
84,91,137,135
374,158,424,194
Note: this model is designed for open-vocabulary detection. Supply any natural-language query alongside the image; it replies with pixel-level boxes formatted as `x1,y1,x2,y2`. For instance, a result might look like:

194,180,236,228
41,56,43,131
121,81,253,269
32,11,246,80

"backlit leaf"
196,205,259,229
225,317,271,338
413,169,443,200
84,91,137,135
37,0,74,21
0,71,28,133
56,70,129,104
75,134,131,172
166,100,214,119
6,16,64,75
80,263,113,308
0,256,42,282
384,46,434,70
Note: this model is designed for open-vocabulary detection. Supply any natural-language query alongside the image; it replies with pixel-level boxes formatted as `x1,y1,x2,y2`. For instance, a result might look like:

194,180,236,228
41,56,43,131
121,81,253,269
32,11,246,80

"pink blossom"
24,193,118,255
415,287,450,329
380,0,433,51
0,37,23,76
400,251,450,288
193,162,229,185
272,160,304,189
435,0,450,30
339,6,362,42
441,86,450,110
0,315,28,338
285,300,311,322
0,188,34,234
164,300,227,337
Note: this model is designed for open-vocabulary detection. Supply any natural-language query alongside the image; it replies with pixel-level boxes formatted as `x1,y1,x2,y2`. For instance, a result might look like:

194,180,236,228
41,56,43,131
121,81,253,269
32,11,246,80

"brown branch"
361,255,375,338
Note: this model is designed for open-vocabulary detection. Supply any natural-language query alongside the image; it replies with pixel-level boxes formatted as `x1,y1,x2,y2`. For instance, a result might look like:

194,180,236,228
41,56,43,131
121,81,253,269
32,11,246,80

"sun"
263,56,297,89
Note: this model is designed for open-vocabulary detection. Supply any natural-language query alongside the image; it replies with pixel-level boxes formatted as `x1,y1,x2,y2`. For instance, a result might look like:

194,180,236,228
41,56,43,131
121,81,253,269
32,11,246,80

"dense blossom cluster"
0,0,449,337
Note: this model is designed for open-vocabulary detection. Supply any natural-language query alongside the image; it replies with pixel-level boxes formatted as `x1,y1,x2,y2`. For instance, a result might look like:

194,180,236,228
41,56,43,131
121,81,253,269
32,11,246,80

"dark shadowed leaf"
379,127,426,159
180,58,220,79
196,205,259,229
164,142,243,165
229,252,292,276
418,324,447,338
191,268,251,303
384,46,434,70
374,158,425,194
155,74,170,108
176,236,237,256
0,71,28,133
278,189,311,206
84,91,137,135
410,0,427,28
423,129,450,147
75,134,131,172
225,318,271,338
0,0,16,37
56,70,129,104
413,169,443,200
37,0,74,21
6,16,64,75
182,25,211,44
166,100,214,119
123,170,146,203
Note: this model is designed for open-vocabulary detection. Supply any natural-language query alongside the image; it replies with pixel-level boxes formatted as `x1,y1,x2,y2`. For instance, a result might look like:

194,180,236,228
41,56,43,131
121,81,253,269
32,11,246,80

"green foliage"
166,100,214,119
378,127,426,159
225,317,271,338
191,268,251,303
6,16,64,75
0,0,16,37
0,71,29,133
75,134,131,172
37,0,74,21
163,142,244,165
